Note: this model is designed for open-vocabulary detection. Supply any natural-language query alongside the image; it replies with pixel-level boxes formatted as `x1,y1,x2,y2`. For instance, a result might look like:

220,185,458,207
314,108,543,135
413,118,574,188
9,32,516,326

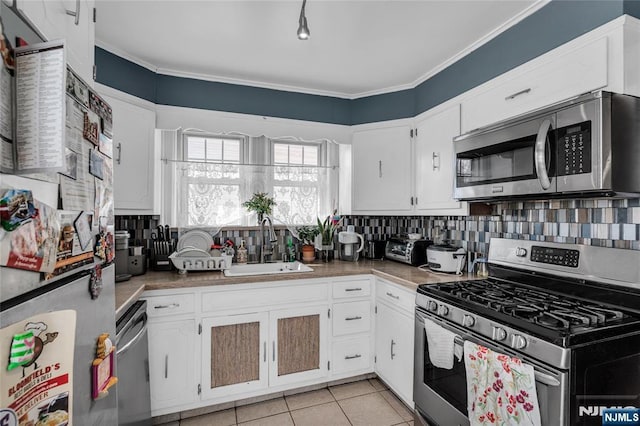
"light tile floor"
160,379,415,426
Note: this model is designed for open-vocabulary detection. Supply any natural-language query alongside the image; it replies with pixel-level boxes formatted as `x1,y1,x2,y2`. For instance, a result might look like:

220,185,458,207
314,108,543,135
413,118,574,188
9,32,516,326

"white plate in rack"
176,230,214,252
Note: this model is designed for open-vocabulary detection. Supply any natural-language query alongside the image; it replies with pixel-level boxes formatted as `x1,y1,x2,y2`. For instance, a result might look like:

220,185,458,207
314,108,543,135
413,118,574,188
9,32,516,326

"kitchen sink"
223,261,314,277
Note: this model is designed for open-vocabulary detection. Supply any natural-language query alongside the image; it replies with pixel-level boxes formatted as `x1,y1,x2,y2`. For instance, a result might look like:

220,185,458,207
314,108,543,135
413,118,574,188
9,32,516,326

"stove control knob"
492,327,507,341
515,247,528,257
439,305,449,316
462,314,475,328
511,334,527,349
428,301,438,312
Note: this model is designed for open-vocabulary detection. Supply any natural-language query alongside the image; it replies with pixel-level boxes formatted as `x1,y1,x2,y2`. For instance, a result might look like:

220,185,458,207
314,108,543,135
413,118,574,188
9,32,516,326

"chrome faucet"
259,215,277,263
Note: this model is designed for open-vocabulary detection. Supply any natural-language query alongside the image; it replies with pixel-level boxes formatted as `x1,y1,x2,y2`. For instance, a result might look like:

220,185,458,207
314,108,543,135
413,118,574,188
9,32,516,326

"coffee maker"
338,226,364,262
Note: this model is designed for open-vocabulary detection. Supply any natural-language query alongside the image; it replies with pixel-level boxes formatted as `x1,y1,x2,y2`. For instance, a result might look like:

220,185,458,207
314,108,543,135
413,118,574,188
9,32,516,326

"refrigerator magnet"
91,333,117,400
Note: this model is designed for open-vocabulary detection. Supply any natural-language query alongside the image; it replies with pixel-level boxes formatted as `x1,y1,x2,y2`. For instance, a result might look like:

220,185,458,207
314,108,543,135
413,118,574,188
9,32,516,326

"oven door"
414,307,569,426
453,114,556,200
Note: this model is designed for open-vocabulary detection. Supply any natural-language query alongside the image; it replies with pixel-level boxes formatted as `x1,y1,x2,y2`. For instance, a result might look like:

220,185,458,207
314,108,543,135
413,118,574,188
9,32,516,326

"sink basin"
223,261,314,277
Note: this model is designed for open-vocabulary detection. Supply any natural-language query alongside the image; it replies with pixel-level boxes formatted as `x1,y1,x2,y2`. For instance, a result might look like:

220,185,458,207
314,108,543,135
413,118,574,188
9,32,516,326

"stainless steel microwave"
453,91,640,200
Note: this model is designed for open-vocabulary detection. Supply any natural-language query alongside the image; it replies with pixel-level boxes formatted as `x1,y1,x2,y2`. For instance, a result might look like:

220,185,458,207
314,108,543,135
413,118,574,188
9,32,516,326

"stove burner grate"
432,280,628,333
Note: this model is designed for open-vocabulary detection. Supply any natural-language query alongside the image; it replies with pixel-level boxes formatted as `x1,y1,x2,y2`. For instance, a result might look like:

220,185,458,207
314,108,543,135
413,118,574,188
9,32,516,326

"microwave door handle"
535,118,552,190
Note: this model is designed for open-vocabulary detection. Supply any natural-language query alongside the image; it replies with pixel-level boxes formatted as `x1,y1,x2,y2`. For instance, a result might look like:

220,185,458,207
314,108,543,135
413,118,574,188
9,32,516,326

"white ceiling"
95,0,543,99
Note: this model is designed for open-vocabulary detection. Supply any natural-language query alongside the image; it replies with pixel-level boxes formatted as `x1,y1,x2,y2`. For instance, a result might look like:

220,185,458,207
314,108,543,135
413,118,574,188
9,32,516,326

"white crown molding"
349,0,551,99
95,39,158,73
96,0,558,101
154,67,353,99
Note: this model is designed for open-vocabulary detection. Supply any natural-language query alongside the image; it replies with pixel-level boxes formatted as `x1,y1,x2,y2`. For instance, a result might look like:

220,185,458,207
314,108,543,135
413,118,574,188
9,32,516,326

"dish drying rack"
169,247,232,274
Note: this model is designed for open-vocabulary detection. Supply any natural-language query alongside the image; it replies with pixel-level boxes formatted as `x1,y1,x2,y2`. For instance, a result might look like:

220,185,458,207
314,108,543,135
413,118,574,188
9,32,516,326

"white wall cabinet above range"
460,16,640,134
100,93,160,215
414,105,468,216
16,0,95,85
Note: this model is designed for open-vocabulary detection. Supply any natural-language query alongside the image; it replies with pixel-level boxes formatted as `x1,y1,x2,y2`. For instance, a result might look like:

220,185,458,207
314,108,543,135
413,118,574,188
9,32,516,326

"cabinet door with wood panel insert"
201,313,269,400
269,305,329,387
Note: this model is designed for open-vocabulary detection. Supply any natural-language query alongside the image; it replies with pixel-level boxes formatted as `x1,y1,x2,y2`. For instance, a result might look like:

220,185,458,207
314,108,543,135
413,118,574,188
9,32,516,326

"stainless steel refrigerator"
1,2,118,424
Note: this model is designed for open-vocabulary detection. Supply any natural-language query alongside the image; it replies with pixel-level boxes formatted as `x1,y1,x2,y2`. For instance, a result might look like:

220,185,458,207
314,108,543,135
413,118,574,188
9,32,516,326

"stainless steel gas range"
414,238,640,426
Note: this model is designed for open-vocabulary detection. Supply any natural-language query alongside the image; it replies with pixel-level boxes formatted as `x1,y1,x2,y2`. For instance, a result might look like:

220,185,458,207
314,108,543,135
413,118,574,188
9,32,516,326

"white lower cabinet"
147,319,198,411
144,275,384,416
331,336,372,375
201,313,269,400
374,279,415,407
269,305,329,387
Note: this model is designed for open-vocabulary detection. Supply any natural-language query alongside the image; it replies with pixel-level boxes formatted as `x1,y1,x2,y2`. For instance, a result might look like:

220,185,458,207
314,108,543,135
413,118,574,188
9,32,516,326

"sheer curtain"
159,129,340,234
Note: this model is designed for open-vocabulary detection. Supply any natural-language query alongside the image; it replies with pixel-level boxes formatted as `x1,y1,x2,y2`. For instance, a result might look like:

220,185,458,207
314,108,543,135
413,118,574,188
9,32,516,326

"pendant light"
297,0,310,40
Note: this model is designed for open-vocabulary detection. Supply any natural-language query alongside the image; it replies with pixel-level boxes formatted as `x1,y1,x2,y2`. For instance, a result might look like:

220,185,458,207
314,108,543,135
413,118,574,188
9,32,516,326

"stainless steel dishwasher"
116,300,151,425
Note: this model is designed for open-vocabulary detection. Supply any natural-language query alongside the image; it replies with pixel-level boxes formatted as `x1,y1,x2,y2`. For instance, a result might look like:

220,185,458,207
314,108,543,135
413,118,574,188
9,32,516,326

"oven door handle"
534,370,561,387
535,118,552,190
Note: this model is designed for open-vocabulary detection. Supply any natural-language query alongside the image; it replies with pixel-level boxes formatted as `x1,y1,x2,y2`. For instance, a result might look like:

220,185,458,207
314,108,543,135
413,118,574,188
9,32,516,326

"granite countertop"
115,259,476,318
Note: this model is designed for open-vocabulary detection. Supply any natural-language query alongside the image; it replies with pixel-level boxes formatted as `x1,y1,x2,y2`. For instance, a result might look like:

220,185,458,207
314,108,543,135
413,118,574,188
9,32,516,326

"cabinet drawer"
332,301,371,336
331,336,372,375
332,279,371,299
202,283,328,312
461,36,608,133
144,293,195,318
376,279,415,314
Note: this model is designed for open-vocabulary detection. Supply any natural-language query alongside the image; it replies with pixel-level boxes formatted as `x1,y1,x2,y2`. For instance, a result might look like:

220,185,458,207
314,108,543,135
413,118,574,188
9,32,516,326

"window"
181,135,245,227
174,132,338,228
271,140,326,225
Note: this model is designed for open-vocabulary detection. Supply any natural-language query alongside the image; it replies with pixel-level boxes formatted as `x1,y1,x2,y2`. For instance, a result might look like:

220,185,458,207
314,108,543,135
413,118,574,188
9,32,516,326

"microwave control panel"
556,120,592,176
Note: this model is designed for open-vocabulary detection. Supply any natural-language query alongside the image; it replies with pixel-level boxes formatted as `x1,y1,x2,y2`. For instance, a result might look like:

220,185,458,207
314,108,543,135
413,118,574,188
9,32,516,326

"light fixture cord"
299,0,307,21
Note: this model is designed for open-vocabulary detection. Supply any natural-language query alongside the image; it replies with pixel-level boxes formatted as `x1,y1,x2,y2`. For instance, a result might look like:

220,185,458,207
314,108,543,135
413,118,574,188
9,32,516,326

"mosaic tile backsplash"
116,197,640,265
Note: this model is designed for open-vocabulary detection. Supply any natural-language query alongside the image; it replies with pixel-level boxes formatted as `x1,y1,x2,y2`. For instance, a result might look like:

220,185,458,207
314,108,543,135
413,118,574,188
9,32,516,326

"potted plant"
242,192,276,222
295,225,319,263
315,210,342,261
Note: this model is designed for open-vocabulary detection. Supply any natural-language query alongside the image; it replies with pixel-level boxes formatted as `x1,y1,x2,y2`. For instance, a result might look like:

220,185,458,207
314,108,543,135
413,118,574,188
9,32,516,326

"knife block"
150,240,175,271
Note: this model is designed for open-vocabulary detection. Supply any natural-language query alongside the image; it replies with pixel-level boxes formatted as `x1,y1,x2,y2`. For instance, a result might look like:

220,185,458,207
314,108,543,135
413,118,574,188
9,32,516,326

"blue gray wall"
96,0,635,125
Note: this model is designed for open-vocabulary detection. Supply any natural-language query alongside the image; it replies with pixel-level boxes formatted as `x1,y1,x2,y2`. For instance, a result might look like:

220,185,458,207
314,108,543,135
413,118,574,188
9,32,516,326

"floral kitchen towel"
464,341,541,426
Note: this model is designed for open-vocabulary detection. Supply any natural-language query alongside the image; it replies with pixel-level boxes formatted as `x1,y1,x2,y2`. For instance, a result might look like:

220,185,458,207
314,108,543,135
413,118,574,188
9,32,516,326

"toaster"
384,237,432,266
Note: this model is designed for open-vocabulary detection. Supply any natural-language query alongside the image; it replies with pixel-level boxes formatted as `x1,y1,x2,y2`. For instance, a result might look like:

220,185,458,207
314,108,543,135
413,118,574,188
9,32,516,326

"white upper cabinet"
351,122,413,213
102,94,160,214
414,105,468,216
17,0,95,85
460,16,640,134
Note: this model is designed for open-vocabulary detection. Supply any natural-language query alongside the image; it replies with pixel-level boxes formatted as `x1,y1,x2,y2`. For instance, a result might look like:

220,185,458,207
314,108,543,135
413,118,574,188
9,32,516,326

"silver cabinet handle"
345,316,362,321
116,142,122,165
386,292,399,300
378,160,382,178
432,152,440,171
345,287,362,292
505,88,531,100
263,342,266,363
390,339,396,359
272,341,276,362
345,354,362,360
65,0,80,25
535,118,553,190
154,303,180,309
164,354,168,378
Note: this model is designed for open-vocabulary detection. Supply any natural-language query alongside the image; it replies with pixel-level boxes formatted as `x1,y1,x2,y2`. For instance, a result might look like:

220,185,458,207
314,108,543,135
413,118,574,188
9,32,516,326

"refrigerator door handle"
116,313,148,356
